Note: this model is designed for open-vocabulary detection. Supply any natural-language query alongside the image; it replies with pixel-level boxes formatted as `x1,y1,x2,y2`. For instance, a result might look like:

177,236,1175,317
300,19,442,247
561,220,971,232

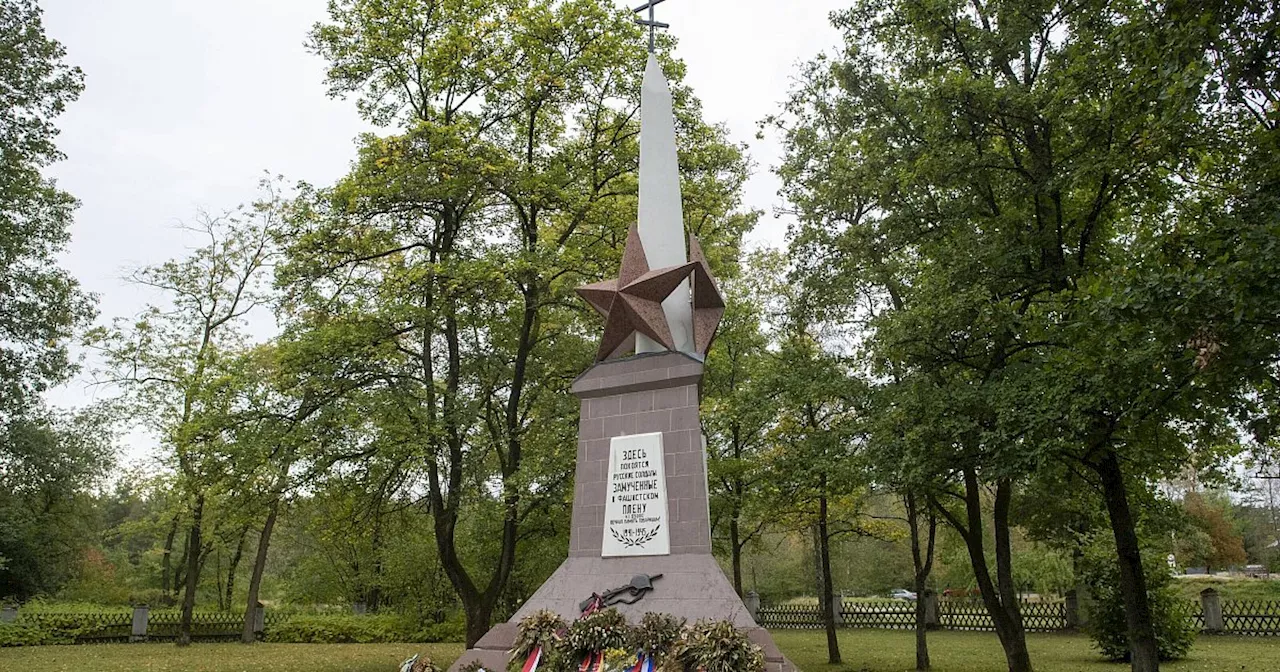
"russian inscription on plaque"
602,432,670,557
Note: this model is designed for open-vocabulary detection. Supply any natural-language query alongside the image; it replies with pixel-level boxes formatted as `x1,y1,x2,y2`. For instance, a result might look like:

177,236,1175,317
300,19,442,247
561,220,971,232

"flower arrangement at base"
628,612,684,670
565,608,631,670
666,620,765,672
602,648,637,670
509,610,568,672
506,610,763,672
398,654,442,672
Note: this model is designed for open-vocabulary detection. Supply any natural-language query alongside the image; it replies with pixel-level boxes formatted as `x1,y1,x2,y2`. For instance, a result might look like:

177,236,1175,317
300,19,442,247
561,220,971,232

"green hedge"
0,623,54,647
413,617,466,643
0,616,94,647
0,612,466,647
264,614,465,644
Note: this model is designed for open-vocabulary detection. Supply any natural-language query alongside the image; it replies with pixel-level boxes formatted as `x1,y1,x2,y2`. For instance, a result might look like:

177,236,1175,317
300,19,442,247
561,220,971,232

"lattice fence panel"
754,605,822,629
756,597,1280,636
148,611,246,641
1222,600,1280,636
840,600,917,630
938,600,1066,632
939,599,994,631
263,610,294,628
1019,602,1068,632
1175,600,1203,631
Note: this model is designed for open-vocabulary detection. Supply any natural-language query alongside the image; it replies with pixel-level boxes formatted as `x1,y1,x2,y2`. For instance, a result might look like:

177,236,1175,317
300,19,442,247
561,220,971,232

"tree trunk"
367,515,383,614
818,492,841,665
177,493,205,647
242,496,280,644
224,527,247,612
1096,449,1160,672
936,470,1032,672
174,532,189,598
427,249,521,650
215,548,225,611
992,479,1032,670
162,514,179,600
730,507,743,597
811,524,825,609
907,492,937,671
729,423,747,598
462,601,490,649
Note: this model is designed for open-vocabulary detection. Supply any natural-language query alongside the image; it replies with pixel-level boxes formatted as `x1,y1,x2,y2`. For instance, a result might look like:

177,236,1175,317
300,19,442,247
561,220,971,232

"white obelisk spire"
636,53,693,355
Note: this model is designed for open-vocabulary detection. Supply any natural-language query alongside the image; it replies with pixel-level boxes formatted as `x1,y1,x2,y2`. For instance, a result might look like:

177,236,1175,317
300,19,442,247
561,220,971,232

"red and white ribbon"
520,645,542,672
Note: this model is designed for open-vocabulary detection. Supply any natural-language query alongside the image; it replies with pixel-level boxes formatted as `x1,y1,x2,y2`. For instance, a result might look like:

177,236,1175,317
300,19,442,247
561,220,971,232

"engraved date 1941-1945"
610,524,661,548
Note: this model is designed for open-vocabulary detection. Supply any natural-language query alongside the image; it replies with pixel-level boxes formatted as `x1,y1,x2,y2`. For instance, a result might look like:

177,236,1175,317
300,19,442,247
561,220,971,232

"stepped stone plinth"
448,353,795,672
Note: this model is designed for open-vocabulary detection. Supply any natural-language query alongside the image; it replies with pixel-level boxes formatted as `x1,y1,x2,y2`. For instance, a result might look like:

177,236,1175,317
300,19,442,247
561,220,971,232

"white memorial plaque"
602,432,670,557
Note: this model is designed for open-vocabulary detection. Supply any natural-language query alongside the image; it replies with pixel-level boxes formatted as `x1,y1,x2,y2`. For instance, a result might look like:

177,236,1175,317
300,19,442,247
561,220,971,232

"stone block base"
447,555,796,671
449,353,795,671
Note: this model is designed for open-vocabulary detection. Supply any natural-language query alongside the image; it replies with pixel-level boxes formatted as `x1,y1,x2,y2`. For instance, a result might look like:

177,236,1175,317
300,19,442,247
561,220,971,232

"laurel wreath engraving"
610,524,661,548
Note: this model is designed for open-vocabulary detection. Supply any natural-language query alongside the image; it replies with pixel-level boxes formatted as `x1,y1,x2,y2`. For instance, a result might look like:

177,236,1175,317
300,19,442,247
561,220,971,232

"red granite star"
576,224,696,362
688,233,726,356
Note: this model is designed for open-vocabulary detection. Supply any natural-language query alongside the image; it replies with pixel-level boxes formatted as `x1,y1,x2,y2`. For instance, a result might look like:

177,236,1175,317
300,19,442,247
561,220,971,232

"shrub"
1080,539,1197,662
17,599,118,613
265,614,417,643
127,588,177,608
413,615,466,643
0,623,53,647
0,613,98,647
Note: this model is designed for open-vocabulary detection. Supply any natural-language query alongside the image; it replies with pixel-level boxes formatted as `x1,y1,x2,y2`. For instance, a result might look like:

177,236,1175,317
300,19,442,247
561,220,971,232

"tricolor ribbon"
521,645,542,672
628,653,655,672
578,652,605,672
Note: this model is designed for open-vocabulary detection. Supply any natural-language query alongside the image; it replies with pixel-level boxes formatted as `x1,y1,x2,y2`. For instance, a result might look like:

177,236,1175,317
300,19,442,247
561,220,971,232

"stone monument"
447,5,795,670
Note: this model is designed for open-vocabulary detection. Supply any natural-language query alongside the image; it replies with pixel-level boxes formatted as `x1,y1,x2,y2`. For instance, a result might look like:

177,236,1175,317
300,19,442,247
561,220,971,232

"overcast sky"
37,0,847,453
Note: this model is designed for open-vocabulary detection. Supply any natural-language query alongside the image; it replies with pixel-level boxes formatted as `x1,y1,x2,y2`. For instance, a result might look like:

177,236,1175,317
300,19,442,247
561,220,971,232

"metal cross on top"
633,0,669,53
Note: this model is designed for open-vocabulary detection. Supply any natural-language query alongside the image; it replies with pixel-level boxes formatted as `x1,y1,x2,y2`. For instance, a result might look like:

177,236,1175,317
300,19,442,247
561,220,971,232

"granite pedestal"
448,352,795,672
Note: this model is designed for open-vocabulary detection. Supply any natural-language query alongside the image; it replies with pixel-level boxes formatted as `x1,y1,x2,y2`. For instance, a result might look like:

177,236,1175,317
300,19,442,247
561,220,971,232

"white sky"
37,0,847,457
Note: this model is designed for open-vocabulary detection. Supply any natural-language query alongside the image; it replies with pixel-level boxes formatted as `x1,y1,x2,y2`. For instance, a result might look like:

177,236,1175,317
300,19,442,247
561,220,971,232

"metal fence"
754,597,1280,637
756,599,1069,633
3,605,278,644
145,611,252,642
6,596,1280,643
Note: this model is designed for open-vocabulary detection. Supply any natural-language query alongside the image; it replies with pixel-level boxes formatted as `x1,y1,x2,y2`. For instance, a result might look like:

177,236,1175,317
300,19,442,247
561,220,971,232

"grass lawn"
0,642,463,672
1171,576,1280,602
1,631,1278,671
773,630,1280,671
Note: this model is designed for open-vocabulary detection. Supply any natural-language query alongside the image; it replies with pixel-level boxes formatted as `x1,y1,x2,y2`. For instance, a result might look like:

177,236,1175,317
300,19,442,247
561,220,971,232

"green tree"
765,317,873,666
293,0,754,646
228,341,351,642
92,195,281,645
772,2,1280,670
0,404,115,598
704,251,781,597
1,2,98,591
0,0,94,422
